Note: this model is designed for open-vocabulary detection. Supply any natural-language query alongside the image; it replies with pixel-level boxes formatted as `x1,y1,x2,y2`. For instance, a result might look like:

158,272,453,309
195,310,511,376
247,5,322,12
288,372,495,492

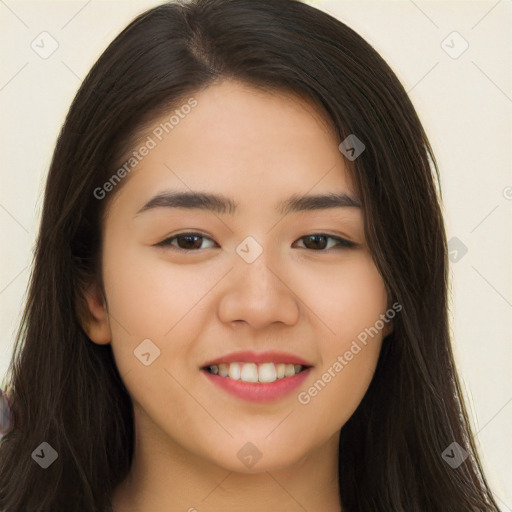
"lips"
200,350,313,402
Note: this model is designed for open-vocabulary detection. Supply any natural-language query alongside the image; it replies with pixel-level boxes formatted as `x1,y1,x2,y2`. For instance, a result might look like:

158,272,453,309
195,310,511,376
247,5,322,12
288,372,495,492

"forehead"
106,80,357,215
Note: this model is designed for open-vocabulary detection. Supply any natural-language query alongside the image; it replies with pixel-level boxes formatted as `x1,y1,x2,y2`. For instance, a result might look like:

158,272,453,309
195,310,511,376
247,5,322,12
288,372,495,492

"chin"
205,438,312,475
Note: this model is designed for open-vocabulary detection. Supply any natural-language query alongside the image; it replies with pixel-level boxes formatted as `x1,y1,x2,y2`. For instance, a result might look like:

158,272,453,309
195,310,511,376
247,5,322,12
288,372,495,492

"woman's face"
85,80,391,473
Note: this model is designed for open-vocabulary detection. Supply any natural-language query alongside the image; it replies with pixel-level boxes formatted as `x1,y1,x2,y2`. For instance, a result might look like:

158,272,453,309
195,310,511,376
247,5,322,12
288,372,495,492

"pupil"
307,235,326,250
179,235,201,249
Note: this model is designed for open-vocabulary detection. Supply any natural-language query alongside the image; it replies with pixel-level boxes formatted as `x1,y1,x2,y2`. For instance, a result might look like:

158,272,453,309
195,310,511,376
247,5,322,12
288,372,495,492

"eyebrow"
135,190,361,217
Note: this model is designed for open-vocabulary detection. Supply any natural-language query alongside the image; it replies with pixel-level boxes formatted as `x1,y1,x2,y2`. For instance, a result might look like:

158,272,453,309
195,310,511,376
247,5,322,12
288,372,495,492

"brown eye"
155,233,216,251
294,234,356,251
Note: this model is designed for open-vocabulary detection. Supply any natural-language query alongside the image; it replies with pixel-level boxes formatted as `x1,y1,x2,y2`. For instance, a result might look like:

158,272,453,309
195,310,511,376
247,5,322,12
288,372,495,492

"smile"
204,362,307,383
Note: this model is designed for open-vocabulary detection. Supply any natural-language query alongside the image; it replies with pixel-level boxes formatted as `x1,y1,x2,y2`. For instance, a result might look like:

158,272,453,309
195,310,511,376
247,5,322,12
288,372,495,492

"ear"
81,281,112,345
381,296,396,339
382,319,394,338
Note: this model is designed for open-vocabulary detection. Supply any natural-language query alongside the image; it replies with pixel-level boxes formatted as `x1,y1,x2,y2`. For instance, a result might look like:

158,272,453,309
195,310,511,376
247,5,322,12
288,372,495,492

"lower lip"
202,368,312,403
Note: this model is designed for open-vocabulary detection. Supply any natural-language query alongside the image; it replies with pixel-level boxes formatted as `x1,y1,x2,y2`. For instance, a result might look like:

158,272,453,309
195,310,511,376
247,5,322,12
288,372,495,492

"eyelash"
154,232,356,252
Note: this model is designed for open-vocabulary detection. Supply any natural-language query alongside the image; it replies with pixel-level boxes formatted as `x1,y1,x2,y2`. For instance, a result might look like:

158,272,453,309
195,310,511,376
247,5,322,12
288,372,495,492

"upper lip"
202,350,313,368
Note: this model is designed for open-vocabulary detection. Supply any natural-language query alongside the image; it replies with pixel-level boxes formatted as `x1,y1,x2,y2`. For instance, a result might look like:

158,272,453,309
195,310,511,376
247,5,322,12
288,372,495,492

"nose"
217,253,300,330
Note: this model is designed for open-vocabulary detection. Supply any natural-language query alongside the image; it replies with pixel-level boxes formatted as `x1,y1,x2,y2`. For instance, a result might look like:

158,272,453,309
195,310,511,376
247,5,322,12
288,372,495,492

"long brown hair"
0,0,501,510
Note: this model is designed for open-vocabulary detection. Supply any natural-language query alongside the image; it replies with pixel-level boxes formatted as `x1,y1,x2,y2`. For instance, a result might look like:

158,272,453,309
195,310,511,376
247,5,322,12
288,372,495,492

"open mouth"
202,362,310,384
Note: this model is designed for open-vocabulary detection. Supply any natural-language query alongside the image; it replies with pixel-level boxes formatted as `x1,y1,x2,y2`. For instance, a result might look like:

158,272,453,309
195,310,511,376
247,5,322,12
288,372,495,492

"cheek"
102,237,209,334
337,253,389,338
100,236,226,379
293,252,387,422
292,251,388,341
296,344,382,431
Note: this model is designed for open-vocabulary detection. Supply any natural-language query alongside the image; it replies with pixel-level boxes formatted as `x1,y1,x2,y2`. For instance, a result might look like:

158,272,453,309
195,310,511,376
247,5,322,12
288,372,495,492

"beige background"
0,0,510,507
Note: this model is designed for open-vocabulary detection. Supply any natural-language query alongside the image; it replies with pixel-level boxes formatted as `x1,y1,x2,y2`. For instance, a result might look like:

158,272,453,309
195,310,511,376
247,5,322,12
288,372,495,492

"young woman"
0,0,502,510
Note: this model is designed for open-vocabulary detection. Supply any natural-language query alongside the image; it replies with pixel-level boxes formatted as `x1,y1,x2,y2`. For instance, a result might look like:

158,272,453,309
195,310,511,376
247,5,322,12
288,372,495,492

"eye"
155,232,217,251
293,234,356,251
155,232,356,252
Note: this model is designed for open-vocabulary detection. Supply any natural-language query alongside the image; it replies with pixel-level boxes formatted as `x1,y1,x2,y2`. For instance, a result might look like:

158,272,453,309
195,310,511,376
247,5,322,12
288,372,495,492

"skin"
83,80,392,512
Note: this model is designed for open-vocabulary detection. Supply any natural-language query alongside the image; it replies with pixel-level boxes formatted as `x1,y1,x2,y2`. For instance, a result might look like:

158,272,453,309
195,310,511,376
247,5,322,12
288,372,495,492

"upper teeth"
207,362,304,383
